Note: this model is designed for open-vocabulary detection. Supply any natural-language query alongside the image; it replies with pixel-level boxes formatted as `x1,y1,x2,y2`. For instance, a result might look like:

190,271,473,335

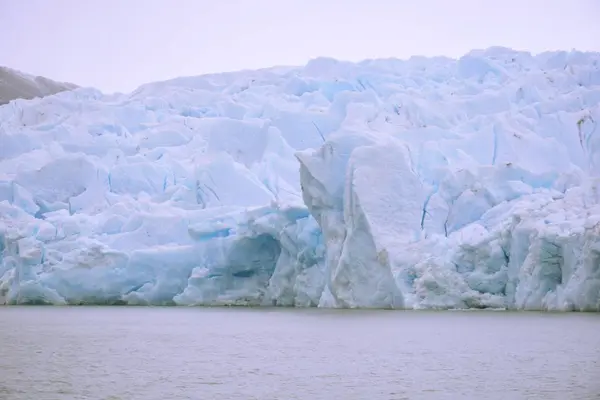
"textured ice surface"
1,47,600,310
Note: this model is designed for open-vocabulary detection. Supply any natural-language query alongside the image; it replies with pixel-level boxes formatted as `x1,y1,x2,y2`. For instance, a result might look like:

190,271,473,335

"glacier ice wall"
1,47,600,310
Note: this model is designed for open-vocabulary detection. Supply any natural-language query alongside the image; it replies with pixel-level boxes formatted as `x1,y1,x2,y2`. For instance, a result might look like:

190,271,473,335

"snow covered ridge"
0,66,78,105
1,47,600,310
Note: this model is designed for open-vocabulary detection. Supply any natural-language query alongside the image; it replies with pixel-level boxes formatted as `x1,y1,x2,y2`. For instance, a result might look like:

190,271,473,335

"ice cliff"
1,47,599,310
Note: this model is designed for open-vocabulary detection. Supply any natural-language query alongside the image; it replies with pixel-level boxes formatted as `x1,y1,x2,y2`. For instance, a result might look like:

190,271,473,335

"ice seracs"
1,47,599,310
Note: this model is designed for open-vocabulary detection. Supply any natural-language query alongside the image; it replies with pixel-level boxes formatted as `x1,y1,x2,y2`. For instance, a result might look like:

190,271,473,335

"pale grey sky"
1,0,599,93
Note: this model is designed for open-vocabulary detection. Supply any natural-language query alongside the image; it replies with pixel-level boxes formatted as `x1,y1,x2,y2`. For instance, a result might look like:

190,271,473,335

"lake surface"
1,307,599,400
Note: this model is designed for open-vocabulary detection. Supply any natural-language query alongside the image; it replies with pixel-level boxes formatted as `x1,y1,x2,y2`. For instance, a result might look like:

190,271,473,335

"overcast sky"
1,0,599,93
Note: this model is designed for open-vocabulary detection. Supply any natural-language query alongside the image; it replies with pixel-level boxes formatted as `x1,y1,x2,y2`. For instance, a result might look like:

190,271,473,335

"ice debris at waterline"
1,47,600,310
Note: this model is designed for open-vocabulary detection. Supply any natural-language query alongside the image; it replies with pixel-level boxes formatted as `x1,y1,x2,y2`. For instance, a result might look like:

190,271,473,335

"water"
1,307,599,400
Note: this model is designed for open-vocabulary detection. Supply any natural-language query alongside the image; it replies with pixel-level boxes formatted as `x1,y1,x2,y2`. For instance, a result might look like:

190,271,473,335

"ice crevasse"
1,47,600,310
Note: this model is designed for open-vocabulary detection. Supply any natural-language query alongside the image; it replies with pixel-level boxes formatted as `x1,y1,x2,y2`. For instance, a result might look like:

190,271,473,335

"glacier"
1,47,600,310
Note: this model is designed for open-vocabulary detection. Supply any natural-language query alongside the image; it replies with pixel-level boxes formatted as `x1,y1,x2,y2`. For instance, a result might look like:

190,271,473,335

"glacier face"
1,47,600,310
